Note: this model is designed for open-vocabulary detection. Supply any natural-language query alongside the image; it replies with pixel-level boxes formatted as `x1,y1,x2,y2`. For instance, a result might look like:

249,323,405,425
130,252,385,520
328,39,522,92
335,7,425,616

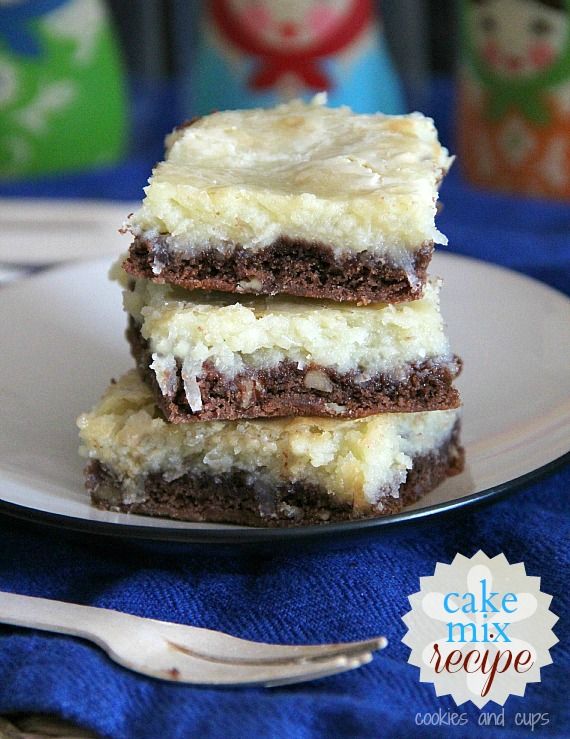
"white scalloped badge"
402,551,558,708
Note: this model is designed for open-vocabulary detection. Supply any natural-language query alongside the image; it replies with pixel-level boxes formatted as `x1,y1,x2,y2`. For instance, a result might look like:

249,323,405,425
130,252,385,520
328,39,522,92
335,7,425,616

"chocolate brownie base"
124,236,433,304
128,320,462,423
87,423,464,527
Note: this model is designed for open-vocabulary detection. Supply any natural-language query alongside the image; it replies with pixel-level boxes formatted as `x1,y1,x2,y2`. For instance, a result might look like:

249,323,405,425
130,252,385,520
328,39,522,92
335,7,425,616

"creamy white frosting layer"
118,263,453,411
78,371,461,507
129,95,452,257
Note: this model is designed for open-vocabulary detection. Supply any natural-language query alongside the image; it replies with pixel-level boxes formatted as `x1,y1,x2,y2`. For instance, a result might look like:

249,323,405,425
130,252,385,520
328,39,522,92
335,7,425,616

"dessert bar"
120,267,461,422
124,96,452,304
79,371,464,527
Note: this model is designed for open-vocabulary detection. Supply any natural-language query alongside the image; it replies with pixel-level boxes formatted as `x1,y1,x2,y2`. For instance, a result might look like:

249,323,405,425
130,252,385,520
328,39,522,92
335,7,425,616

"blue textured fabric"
0,81,568,738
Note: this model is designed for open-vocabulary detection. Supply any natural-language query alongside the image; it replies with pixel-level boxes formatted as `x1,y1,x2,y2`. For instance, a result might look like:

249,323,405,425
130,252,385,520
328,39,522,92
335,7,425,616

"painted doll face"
470,0,568,77
228,0,353,49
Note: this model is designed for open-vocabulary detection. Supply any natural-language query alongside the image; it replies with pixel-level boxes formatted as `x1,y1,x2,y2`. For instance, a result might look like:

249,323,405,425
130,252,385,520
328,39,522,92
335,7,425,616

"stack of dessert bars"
78,96,464,527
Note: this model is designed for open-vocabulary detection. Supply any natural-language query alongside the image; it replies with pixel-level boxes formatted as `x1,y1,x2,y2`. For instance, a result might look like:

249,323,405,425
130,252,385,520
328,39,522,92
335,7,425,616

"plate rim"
0,198,135,265
0,452,567,544
0,253,569,545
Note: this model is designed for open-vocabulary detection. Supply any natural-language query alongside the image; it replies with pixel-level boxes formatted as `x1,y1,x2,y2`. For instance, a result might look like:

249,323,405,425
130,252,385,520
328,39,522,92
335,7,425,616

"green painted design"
0,5,127,178
460,0,570,126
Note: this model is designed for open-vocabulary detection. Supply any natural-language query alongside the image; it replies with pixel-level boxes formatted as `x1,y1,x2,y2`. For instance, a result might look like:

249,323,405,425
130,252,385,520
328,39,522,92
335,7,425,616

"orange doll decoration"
458,0,570,199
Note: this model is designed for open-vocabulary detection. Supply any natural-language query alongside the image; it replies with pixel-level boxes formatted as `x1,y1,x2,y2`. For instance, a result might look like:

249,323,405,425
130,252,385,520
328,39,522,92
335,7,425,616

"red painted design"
210,0,372,91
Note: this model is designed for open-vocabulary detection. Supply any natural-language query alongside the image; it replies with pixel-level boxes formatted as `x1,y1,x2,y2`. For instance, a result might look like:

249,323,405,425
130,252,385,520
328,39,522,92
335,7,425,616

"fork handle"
0,591,112,640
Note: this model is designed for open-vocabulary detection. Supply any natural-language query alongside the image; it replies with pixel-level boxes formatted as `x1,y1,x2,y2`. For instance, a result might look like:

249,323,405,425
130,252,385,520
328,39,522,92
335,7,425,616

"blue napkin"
0,476,568,738
0,81,568,738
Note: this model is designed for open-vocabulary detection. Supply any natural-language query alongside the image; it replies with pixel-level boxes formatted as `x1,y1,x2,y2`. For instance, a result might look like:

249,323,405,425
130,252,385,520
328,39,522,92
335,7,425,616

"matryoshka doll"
458,0,570,199
190,0,405,114
0,0,127,178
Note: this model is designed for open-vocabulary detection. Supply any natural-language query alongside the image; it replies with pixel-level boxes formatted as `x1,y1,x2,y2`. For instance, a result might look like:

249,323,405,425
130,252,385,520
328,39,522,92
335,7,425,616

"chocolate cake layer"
87,422,464,527
127,319,462,423
124,236,432,304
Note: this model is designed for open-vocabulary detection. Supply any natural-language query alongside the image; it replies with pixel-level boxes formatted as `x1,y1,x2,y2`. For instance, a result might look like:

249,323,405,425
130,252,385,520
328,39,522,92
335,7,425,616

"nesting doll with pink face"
458,0,570,198
191,0,404,114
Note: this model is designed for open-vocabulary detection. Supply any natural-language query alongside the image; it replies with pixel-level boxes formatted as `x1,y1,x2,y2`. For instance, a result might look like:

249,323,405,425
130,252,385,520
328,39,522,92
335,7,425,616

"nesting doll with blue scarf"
0,0,127,177
191,0,405,115
458,0,570,199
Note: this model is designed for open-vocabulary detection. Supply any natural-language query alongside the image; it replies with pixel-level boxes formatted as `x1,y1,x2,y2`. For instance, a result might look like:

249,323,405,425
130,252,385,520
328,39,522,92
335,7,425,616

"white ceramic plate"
0,199,135,265
0,254,568,544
